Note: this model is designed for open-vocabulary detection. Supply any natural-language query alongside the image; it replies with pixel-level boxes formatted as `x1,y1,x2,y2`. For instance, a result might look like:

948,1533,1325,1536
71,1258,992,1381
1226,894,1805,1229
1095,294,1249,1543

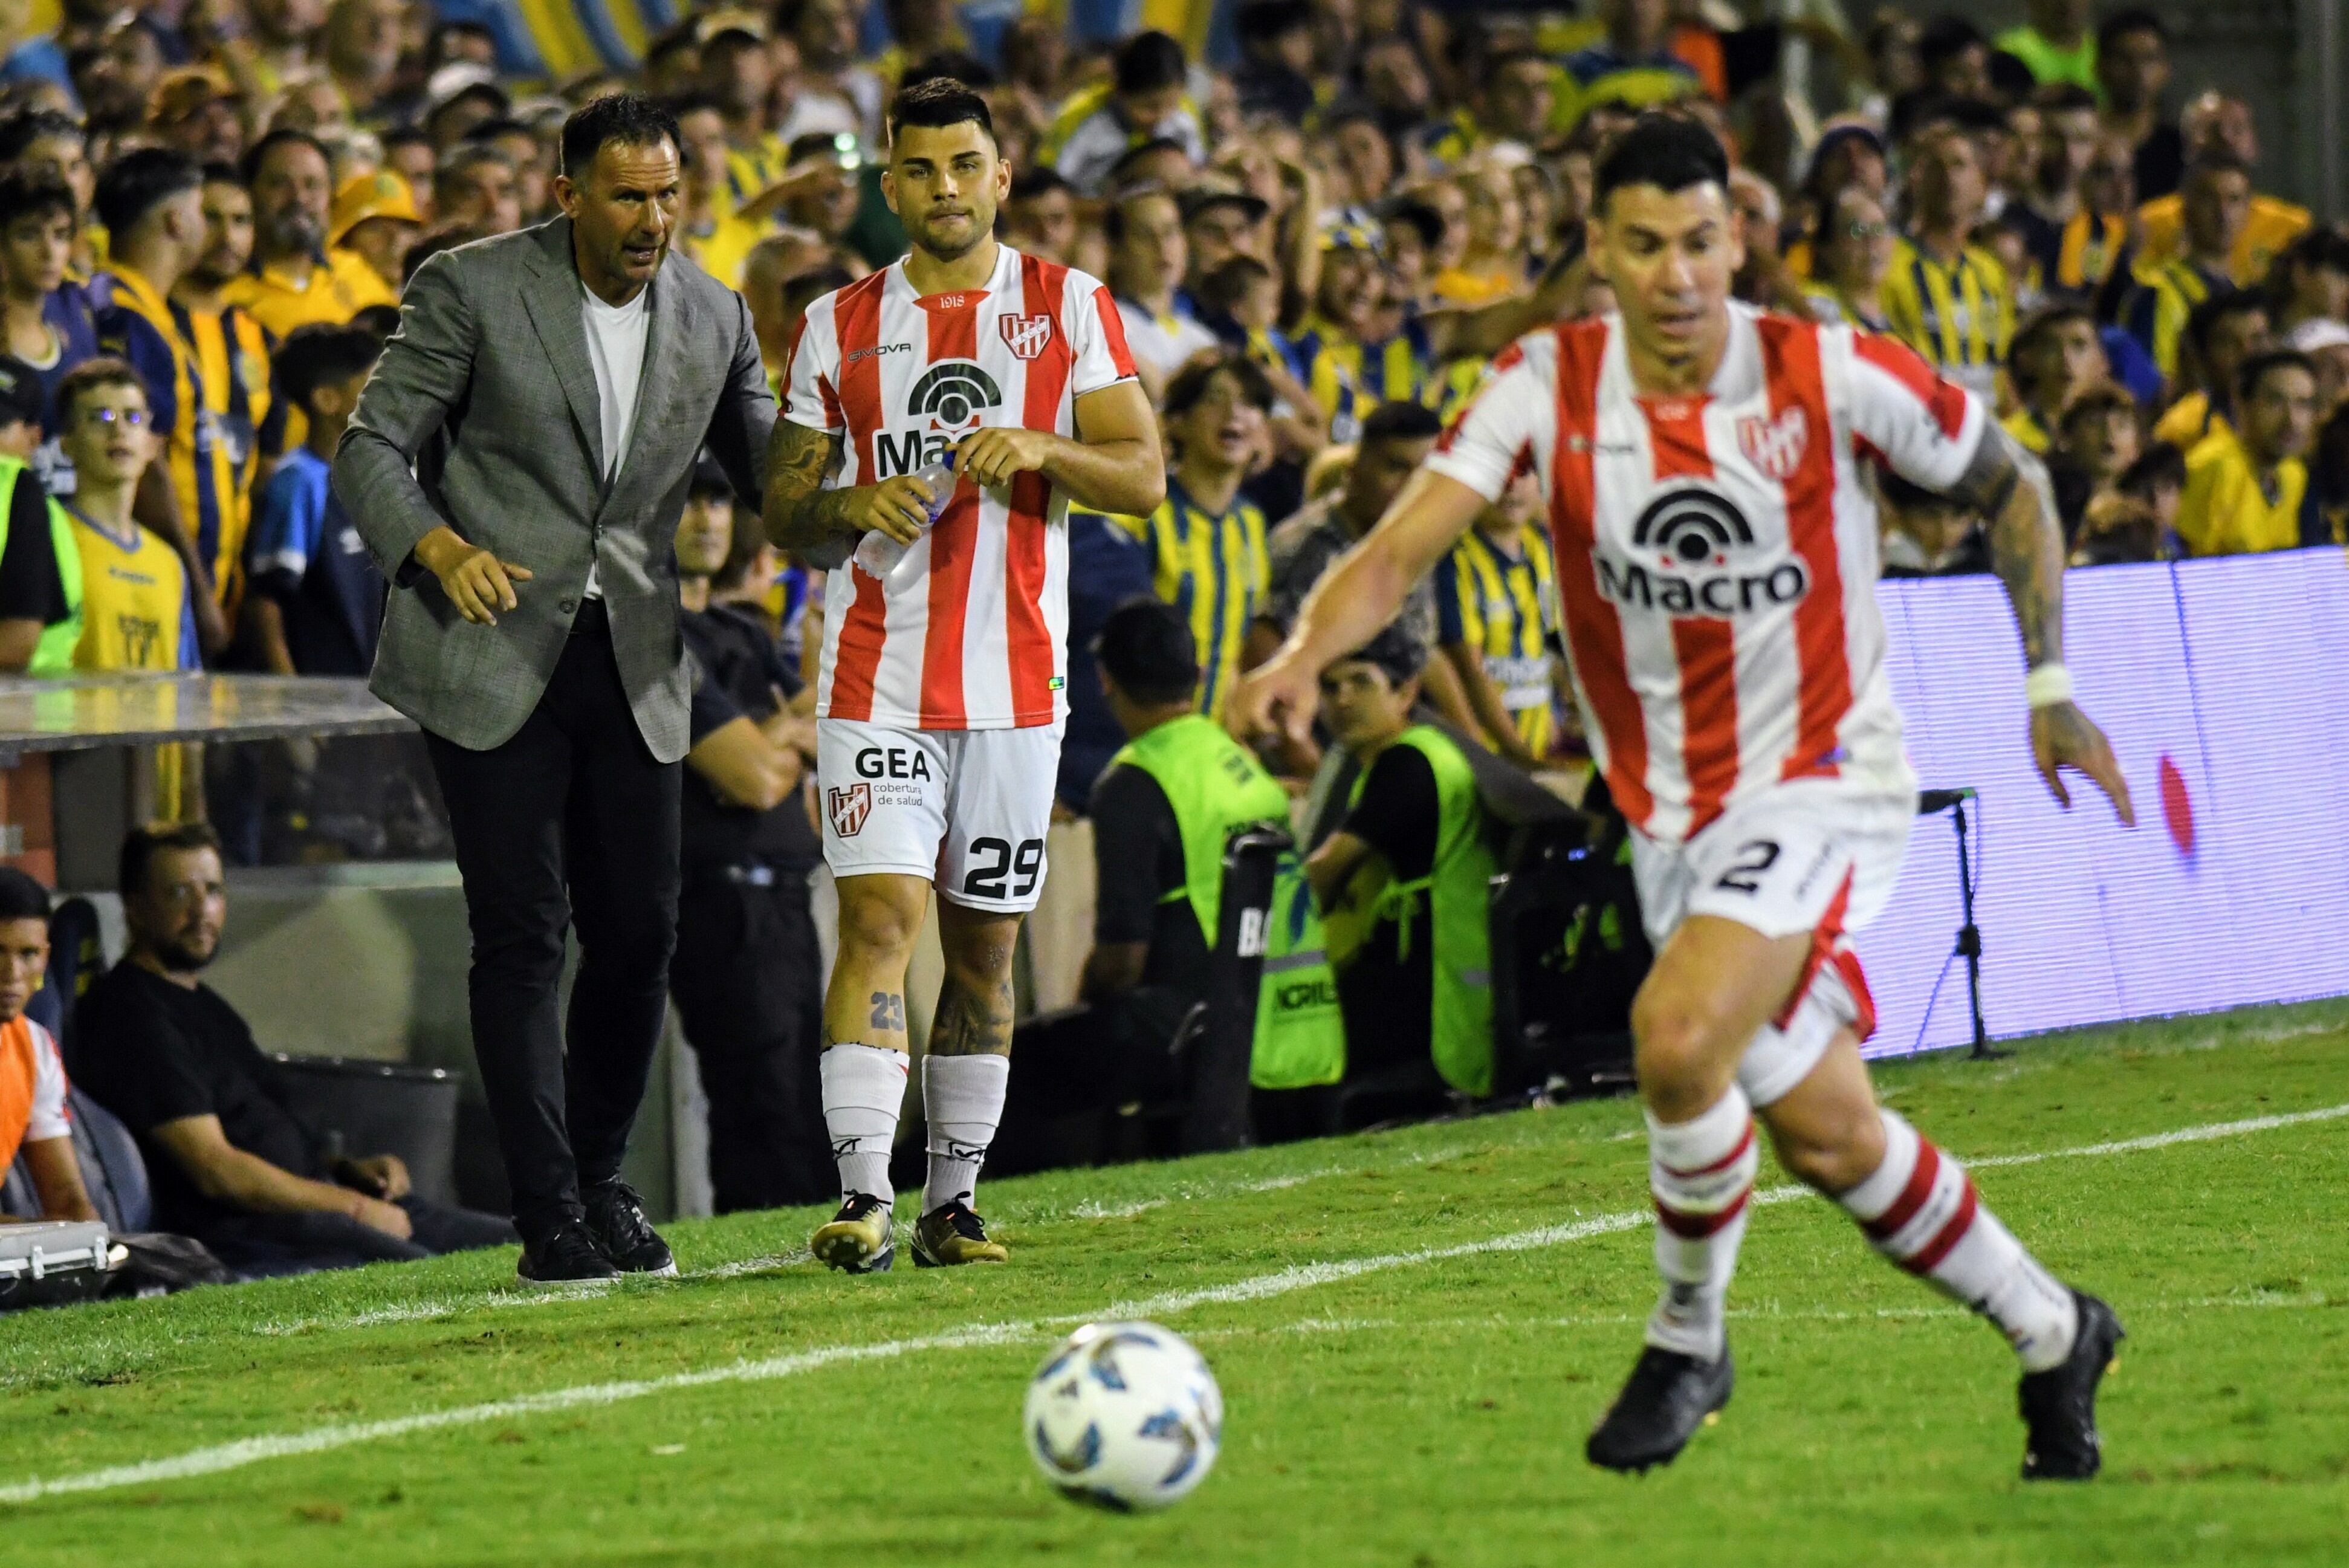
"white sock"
921,1053,1010,1215
1839,1108,2079,1372
1643,1085,1758,1361
820,1044,909,1205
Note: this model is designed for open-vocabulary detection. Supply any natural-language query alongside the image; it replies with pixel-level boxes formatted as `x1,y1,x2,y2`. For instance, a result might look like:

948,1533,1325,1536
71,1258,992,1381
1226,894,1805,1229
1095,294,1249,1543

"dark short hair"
0,866,50,925
1113,30,1187,96
1916,16,1986,73
239,126,332,188
0,168,76,230
1108,137,1189,189
1164,349,1273,420
685,450,734,501
2184,288,2267,360
2056,381,2137,440
92,146,201,238
1327,623,1424,688
436,141,516,195
560,92,681,179
1196,253,1274,316
0,108,81,166
464,116,538,147
2009,302,2097,392
1358,399,1444,447
1094,597,1198,705
274,323,382,412
2116,441,2186,500
53,355,144,427
887,76,994,148
351,302,403,339
118,820,223,898
380,125,435,155
1008,164,1070,203
2237,348,2317,406
2096,8,2168,51
1593,112,1729,213
1103,183,1177,245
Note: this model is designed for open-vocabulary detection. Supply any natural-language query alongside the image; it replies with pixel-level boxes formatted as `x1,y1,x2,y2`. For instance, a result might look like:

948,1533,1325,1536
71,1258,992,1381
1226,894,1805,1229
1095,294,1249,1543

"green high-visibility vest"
1110,714,1346,1090
0,456,83,676
1346,724,1497,1097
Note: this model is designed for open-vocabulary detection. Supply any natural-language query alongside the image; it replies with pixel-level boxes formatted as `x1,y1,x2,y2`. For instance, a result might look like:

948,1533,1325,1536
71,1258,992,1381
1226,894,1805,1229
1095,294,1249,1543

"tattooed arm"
759,417,935,561
1945,424,2137,825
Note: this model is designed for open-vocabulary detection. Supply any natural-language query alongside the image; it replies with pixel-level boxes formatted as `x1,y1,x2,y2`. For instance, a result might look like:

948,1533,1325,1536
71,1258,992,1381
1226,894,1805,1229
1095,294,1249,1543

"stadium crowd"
0,0,2346,1277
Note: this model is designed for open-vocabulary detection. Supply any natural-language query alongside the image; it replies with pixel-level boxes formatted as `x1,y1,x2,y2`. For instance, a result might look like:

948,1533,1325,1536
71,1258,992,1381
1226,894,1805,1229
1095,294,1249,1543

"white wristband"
2024,663,2073,710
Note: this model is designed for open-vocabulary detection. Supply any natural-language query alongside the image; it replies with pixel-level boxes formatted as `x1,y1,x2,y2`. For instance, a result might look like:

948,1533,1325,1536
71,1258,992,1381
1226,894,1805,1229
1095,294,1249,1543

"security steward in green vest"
1304,625,1498,1124
0,355,82,676
1082,600,1347,1144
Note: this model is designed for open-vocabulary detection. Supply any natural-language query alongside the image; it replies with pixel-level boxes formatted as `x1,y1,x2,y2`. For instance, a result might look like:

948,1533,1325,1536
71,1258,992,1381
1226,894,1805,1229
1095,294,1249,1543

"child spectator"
0,167,98,470
53,356,195,672
243,324,384,676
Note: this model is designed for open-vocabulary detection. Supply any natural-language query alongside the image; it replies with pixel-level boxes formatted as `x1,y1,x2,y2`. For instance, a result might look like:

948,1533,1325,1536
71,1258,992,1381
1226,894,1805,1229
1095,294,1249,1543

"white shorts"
816,718,1064,913
1631,777,1914,1106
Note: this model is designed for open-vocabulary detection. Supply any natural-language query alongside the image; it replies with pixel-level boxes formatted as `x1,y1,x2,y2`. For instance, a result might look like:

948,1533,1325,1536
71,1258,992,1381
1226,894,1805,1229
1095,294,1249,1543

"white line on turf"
5,1098,2342,1506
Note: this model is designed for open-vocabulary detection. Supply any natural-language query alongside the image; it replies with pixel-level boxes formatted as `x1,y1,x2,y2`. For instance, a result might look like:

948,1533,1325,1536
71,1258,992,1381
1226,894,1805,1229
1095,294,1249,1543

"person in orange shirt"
0,866,100,1225
2133,93,2308,288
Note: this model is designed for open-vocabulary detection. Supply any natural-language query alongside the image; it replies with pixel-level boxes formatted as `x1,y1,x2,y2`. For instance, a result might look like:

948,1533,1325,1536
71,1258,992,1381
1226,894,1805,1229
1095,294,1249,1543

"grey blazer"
333,216,776,762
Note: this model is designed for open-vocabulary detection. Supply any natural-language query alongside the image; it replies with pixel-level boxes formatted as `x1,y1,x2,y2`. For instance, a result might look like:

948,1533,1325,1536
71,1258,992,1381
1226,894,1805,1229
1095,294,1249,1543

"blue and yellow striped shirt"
94,265,238,607
1106,479,1271,721
1434,524,1559,757
1292,314,1435,444
181,301,273,610
1879,238,2013,398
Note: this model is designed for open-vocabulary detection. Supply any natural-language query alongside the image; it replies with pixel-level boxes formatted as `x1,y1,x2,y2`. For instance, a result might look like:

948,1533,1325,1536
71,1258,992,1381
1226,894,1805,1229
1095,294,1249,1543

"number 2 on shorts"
1714,839,1781,895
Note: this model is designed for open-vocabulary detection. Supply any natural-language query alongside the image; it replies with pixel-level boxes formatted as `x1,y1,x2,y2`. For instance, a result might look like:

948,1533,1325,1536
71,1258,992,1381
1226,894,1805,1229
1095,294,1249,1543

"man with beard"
172,163,273,604
71,823,518,1277
222,129,397,340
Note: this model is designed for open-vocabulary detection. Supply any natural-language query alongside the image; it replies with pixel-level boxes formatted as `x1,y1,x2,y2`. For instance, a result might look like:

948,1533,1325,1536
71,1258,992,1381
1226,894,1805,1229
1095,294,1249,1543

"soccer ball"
1023,1321,1223,1511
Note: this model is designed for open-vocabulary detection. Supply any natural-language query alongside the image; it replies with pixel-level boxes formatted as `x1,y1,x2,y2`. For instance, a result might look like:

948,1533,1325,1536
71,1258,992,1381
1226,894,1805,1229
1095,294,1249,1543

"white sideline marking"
4,1100,2342,1506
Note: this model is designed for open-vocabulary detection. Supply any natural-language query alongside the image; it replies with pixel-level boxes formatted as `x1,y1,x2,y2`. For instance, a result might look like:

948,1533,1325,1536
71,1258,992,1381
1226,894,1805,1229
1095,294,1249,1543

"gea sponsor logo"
855,747,933,780
1598,485,1810,618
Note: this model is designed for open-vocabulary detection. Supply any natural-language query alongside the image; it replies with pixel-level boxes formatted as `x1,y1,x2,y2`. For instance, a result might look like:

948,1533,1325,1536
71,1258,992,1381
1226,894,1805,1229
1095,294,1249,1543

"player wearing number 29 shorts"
1230,115,2137,1482
762,80,1164,1274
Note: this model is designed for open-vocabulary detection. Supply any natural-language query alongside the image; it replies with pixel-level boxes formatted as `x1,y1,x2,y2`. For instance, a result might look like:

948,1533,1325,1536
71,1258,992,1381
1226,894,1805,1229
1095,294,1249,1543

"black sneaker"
810,1193,895,1274
2020,1290,2125,1481
1586,1344,1734,1473
517,1218,621,1288
582,1179,678,1277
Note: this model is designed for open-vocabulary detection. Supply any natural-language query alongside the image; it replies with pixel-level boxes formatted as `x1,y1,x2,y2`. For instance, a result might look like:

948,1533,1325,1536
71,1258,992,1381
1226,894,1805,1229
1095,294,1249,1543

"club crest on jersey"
827,783,872,838
1599,485,1809,619
876,360,1005,476
999,313,1054,360
1736,406,1809,482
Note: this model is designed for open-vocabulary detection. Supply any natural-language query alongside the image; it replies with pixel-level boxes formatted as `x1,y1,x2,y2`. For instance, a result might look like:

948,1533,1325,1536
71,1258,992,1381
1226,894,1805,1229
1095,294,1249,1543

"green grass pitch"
5,1001,2348,1567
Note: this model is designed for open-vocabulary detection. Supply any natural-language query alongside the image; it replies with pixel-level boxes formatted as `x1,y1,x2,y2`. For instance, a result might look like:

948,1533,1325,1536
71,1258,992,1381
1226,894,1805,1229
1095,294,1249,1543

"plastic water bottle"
854,453,957,584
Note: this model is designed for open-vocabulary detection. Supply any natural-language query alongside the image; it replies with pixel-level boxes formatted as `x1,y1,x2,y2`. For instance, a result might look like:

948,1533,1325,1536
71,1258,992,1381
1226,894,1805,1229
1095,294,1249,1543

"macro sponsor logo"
1597,485,1808,618
876,360,1004,477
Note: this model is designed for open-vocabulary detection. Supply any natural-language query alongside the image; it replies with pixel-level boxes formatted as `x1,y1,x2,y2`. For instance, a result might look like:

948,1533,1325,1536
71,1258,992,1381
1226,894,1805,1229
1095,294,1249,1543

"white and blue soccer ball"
1023,1320,1223,1511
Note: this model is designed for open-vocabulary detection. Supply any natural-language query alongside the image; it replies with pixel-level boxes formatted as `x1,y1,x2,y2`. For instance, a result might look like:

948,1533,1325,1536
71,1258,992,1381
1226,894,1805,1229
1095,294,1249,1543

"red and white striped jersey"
782,244,1138,730
1425,303,1989,846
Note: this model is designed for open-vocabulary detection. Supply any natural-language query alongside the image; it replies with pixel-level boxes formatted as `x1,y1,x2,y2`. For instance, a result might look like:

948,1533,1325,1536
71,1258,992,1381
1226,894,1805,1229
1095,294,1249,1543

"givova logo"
1599,485,1809,618
876,360,1003,476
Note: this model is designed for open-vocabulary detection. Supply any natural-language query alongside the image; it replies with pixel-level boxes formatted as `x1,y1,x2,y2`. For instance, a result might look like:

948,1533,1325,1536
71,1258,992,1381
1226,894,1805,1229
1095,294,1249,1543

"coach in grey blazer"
334,95,774,1283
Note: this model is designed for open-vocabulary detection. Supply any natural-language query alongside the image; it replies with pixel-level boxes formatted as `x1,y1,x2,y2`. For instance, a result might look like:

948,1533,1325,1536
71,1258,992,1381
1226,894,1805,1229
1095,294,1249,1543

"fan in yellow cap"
329,170,424,294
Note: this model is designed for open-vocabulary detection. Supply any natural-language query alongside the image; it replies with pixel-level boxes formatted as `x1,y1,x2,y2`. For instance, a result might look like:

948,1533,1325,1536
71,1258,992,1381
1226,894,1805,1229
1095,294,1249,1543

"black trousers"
669,869,833,1211
426,623,682,1240
201,1196,519,1278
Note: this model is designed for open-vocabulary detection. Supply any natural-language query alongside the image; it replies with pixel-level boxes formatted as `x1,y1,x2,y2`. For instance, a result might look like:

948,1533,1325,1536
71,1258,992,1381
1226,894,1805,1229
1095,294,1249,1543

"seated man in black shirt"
71,822,517,1275
671,461,833,1211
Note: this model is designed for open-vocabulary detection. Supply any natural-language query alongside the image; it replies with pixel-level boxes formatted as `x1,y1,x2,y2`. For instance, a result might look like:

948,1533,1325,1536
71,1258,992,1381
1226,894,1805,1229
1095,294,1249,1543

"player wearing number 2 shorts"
1230,115,2139,1479
762,79,1163,1273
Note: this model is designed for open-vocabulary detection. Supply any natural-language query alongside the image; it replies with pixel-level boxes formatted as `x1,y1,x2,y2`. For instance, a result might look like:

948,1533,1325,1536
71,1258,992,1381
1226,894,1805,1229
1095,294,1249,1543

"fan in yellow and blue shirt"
66,500,197,673
1557,36,1703,131
93,263,238,605
1104,479,1271,723
178,297,272,609
2119,256,2229,384
1434,516,1559,759
1879,235,2014,399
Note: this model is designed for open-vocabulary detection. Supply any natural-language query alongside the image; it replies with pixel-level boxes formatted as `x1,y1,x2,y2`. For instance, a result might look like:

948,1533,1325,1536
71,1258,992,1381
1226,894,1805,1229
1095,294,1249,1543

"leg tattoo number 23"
963,837,1045,900
869,991,906,1032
